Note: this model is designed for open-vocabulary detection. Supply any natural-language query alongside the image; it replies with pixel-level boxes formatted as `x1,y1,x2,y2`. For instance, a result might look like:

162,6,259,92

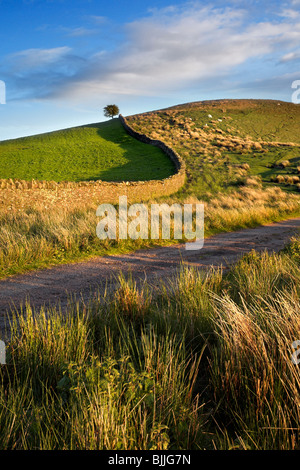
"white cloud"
280,9,300,18
7,47,72,70
1,46,86,100
56,4,300,102
5,3,300,103
280,51,300,62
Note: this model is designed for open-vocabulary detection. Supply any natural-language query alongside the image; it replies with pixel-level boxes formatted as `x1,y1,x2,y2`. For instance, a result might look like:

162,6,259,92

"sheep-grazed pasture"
128,99,300,199
0,119,175,183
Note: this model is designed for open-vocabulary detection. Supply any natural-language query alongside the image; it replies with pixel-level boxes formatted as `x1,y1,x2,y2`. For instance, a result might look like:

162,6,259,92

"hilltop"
127,99,300,198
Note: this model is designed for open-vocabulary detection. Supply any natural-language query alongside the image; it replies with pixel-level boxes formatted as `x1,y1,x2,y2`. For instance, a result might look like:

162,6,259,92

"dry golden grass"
127,101,300,202
0,183,299,278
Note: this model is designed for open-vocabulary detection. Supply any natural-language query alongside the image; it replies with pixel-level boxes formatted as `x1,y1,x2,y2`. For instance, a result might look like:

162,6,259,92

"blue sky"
0,0,300,140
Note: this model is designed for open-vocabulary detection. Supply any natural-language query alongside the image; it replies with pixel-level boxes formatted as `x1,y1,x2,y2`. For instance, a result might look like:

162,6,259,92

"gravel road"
0,217,299,332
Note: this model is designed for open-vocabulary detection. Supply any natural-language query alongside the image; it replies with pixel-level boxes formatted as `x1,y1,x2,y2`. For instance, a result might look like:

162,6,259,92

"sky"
0,0,300,140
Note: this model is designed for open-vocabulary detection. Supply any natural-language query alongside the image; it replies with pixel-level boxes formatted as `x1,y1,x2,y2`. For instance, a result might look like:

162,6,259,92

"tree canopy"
103,104,120,119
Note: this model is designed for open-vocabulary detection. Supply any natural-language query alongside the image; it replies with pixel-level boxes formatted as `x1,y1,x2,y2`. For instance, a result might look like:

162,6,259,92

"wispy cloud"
60,26,99,37
57,4,300,101
4,2,300,103
7,47,72,70
1,47,86,100
277,8,300,19
36,23,101,37
87,15,108,25
280,51,300,62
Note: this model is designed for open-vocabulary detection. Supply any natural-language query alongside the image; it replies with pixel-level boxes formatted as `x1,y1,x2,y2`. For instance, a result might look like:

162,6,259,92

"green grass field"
0,119,175,182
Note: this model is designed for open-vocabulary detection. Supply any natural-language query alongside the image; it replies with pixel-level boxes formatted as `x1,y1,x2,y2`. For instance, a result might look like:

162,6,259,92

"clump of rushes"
210,290,300,449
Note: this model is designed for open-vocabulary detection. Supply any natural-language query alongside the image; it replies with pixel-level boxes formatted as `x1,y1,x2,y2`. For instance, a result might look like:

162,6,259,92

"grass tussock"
210,290,300,449
1,236,300,449
1,304,204,450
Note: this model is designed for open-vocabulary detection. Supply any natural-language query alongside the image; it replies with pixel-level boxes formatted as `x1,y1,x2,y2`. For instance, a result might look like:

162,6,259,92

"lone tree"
103,104,120,119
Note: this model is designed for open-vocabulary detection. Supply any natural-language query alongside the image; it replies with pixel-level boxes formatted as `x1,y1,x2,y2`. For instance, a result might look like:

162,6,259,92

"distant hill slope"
0,119,175,182
127,99,300,199
160,99,300,143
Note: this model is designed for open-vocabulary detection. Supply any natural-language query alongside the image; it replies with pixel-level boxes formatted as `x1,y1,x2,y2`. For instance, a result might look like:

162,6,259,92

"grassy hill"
2,100,300,450
0,99,300,279
127,99,300,199
0,118,175,182
2,99,299,193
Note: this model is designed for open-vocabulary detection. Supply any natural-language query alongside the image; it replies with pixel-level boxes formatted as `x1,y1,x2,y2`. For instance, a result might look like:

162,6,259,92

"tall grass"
0,185,299,278
210,290,300,449
0,295,205,450
1,236,300,449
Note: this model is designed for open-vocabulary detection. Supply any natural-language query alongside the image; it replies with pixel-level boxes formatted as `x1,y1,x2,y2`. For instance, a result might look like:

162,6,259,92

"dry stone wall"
118,114,186,172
